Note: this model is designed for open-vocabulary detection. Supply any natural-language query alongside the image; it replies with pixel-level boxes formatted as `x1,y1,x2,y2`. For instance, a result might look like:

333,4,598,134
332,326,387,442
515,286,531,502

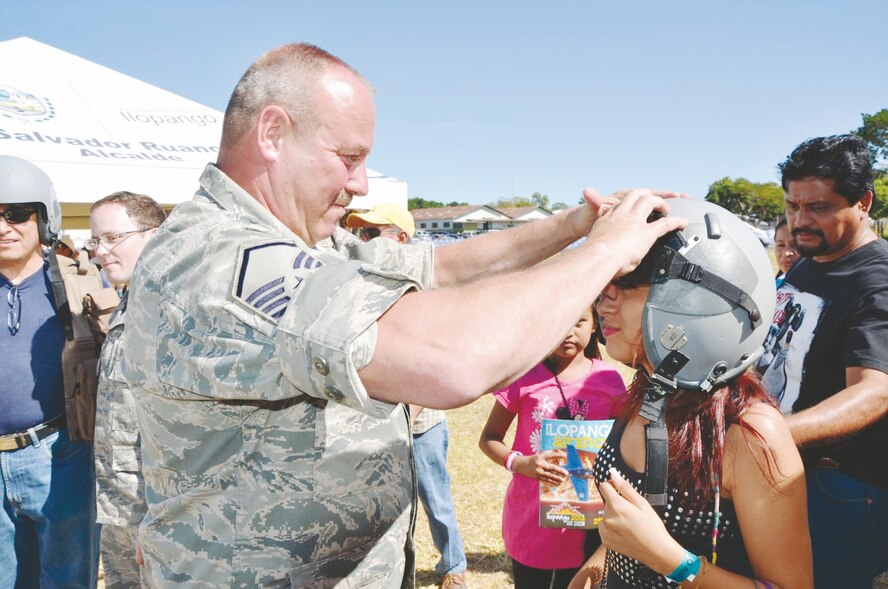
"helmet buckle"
678,262,704,283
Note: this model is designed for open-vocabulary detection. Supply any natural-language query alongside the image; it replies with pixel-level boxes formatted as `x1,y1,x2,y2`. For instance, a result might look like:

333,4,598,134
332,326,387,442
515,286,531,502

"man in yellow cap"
347,203,415,243
347,201,468,588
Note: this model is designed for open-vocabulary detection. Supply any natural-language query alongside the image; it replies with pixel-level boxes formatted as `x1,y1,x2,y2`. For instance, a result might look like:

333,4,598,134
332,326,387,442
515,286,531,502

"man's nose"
345,162,369,196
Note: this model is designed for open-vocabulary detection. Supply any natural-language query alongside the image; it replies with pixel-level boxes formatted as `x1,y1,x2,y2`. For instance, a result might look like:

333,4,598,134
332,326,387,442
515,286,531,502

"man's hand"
566,187,688,240
598,468,686,575
583,190,687,278
135,541,144,566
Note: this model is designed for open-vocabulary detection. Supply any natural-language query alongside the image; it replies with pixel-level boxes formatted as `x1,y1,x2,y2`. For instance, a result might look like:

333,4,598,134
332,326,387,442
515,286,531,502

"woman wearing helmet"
570,199,813,589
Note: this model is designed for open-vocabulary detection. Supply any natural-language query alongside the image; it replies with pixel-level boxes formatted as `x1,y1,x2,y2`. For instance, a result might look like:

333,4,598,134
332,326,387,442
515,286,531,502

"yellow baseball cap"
346,203,415,239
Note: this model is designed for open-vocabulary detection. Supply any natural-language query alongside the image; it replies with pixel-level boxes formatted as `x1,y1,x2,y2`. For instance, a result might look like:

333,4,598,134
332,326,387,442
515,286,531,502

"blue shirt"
0,262,66,434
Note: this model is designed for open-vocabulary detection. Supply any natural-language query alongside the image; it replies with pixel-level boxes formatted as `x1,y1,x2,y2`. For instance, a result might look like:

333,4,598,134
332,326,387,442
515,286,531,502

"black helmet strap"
653,245,763,328
638,351,688,512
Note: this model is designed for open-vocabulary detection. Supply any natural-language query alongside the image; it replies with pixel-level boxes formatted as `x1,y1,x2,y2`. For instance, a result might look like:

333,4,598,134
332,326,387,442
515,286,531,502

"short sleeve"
843,284,888,374
493,381,522,414
276,259,423,418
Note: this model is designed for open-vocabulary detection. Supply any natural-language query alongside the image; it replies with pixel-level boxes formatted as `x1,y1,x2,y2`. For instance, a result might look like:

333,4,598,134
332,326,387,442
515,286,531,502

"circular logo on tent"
0,82,56,122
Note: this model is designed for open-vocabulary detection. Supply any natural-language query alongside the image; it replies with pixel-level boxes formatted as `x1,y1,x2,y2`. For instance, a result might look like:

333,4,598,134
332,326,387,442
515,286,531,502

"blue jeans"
0,428,99,588
414,420,467,576
807,465,888,589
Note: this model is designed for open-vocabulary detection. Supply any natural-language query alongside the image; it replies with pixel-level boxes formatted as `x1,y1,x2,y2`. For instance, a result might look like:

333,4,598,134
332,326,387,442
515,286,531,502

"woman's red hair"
620,369,779,507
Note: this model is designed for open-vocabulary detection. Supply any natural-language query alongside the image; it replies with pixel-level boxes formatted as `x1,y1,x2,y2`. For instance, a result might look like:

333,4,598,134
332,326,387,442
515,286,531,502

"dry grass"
413,394,514,589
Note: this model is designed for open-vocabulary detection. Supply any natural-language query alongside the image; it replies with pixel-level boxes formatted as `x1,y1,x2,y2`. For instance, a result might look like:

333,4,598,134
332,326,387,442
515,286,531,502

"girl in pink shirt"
480,307,626,589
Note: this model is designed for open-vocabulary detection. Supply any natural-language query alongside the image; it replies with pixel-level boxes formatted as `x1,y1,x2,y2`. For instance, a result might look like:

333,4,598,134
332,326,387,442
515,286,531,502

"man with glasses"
0,155,98,588
348,203,468,588
89,191,165,589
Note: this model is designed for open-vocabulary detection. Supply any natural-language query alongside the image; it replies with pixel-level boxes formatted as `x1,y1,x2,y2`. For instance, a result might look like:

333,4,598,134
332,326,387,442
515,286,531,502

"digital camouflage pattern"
100,524,141,589
122,164,434,588
94,295,145,587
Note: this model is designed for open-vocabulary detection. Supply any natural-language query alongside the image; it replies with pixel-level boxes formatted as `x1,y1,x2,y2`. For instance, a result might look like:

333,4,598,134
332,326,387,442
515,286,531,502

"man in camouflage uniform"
89,191,166,588
121,43,685,588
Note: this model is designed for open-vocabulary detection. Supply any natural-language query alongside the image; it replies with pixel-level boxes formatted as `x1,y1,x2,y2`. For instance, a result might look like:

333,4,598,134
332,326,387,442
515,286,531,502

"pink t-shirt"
494,360,626,569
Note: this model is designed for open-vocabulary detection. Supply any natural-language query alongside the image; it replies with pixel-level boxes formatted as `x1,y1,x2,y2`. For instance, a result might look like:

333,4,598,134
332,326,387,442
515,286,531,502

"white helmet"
0,156,62,245
618,199,776,392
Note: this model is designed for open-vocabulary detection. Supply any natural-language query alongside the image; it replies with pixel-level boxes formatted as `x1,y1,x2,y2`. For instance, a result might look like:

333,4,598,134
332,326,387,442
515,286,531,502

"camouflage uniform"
121,164,434,588
94,295,144,588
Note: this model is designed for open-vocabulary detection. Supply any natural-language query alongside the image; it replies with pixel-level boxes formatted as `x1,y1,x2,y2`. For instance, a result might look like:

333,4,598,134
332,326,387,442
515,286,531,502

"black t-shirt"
757,239,888,486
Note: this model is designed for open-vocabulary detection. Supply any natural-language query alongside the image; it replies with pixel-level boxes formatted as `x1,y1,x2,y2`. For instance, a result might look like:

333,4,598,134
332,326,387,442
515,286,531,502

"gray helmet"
0,156,62,245
619,199,776,392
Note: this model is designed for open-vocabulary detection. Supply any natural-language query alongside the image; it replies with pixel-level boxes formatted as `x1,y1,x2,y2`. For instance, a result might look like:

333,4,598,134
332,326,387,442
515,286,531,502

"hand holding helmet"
584,189,688,280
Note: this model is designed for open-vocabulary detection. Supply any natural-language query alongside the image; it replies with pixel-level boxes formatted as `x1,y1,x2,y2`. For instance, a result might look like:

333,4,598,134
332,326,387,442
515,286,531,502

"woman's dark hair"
775,216,788,232
620,370,779,508
779,134,875,207
584,306,604,360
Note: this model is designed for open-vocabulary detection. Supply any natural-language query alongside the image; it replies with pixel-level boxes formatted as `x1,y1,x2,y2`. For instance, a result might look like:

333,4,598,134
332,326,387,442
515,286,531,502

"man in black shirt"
757,135,888,587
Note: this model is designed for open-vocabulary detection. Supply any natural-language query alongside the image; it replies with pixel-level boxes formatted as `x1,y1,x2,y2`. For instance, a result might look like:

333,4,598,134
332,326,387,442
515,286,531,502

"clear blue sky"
3,0,886,206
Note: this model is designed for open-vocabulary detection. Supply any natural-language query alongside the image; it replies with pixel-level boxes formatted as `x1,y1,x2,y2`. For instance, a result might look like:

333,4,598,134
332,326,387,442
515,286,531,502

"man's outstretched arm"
361,190,686,408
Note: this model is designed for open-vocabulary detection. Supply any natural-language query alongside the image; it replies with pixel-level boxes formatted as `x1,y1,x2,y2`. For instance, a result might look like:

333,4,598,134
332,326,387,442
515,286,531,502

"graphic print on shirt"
529,397,558,452
232,241,324,321
755,284,827,413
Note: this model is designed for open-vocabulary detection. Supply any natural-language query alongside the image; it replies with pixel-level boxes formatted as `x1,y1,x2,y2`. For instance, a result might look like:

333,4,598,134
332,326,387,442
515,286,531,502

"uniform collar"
197,164,300,241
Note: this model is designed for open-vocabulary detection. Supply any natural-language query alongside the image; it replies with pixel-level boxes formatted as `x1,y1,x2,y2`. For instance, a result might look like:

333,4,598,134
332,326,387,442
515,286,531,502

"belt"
0,414,67,452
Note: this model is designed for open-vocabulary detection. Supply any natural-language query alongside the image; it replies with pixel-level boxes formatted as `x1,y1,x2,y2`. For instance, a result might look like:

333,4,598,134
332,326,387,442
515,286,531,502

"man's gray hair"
221,43,366,147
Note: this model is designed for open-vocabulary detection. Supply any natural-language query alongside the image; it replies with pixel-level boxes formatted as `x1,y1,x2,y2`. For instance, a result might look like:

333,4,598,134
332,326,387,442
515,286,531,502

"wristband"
664,549,701,583
505,451,523,472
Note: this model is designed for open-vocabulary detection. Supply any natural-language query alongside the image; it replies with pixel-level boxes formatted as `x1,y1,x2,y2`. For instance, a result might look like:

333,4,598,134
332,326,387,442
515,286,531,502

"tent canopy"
0,37,408,229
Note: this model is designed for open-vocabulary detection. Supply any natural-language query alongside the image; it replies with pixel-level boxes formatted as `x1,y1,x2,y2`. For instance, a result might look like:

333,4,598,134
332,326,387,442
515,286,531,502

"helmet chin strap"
639,350,690,511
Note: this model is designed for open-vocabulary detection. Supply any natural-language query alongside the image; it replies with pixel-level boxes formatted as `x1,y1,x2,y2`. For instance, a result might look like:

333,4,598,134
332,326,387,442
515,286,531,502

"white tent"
0,37,408,229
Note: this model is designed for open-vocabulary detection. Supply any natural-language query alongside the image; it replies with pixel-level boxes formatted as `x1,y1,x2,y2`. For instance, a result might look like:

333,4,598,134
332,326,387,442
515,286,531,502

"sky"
2,0,887,207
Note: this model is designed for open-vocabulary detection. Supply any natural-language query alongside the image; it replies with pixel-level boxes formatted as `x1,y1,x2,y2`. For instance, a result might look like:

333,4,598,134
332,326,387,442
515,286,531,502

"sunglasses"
362,227,383,239
0,206,37,225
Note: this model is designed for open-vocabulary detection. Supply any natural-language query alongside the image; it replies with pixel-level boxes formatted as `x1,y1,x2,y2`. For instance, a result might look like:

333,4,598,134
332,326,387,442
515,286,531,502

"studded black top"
593,419,754,588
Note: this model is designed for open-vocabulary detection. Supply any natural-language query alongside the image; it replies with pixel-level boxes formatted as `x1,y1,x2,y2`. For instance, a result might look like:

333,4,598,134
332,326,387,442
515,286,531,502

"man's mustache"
334,192,353,207
792,227,825,239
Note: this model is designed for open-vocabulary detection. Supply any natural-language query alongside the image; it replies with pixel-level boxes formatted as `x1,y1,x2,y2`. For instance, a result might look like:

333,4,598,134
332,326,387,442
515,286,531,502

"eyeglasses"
7,285,20,335
0,206,37,225
84,228,153,250
360,226,398,242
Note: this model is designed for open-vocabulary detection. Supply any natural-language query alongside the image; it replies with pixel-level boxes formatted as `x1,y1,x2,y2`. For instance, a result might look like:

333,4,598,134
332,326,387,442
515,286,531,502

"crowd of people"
0,41,885,589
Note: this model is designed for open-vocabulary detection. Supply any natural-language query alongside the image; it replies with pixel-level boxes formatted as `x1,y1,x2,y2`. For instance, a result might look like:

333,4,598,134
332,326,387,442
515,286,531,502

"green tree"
408,197,467,209
490,196,535,208
853,108,888,166
531,192,550,209
705,177,785,222
705,177,756,215
747,182,786,222
873,175,888,220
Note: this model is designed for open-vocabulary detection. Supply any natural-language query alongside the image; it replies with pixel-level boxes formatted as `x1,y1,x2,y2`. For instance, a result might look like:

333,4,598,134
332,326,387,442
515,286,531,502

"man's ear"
398,231,410,244
858,190,874,215
256,105,292,163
